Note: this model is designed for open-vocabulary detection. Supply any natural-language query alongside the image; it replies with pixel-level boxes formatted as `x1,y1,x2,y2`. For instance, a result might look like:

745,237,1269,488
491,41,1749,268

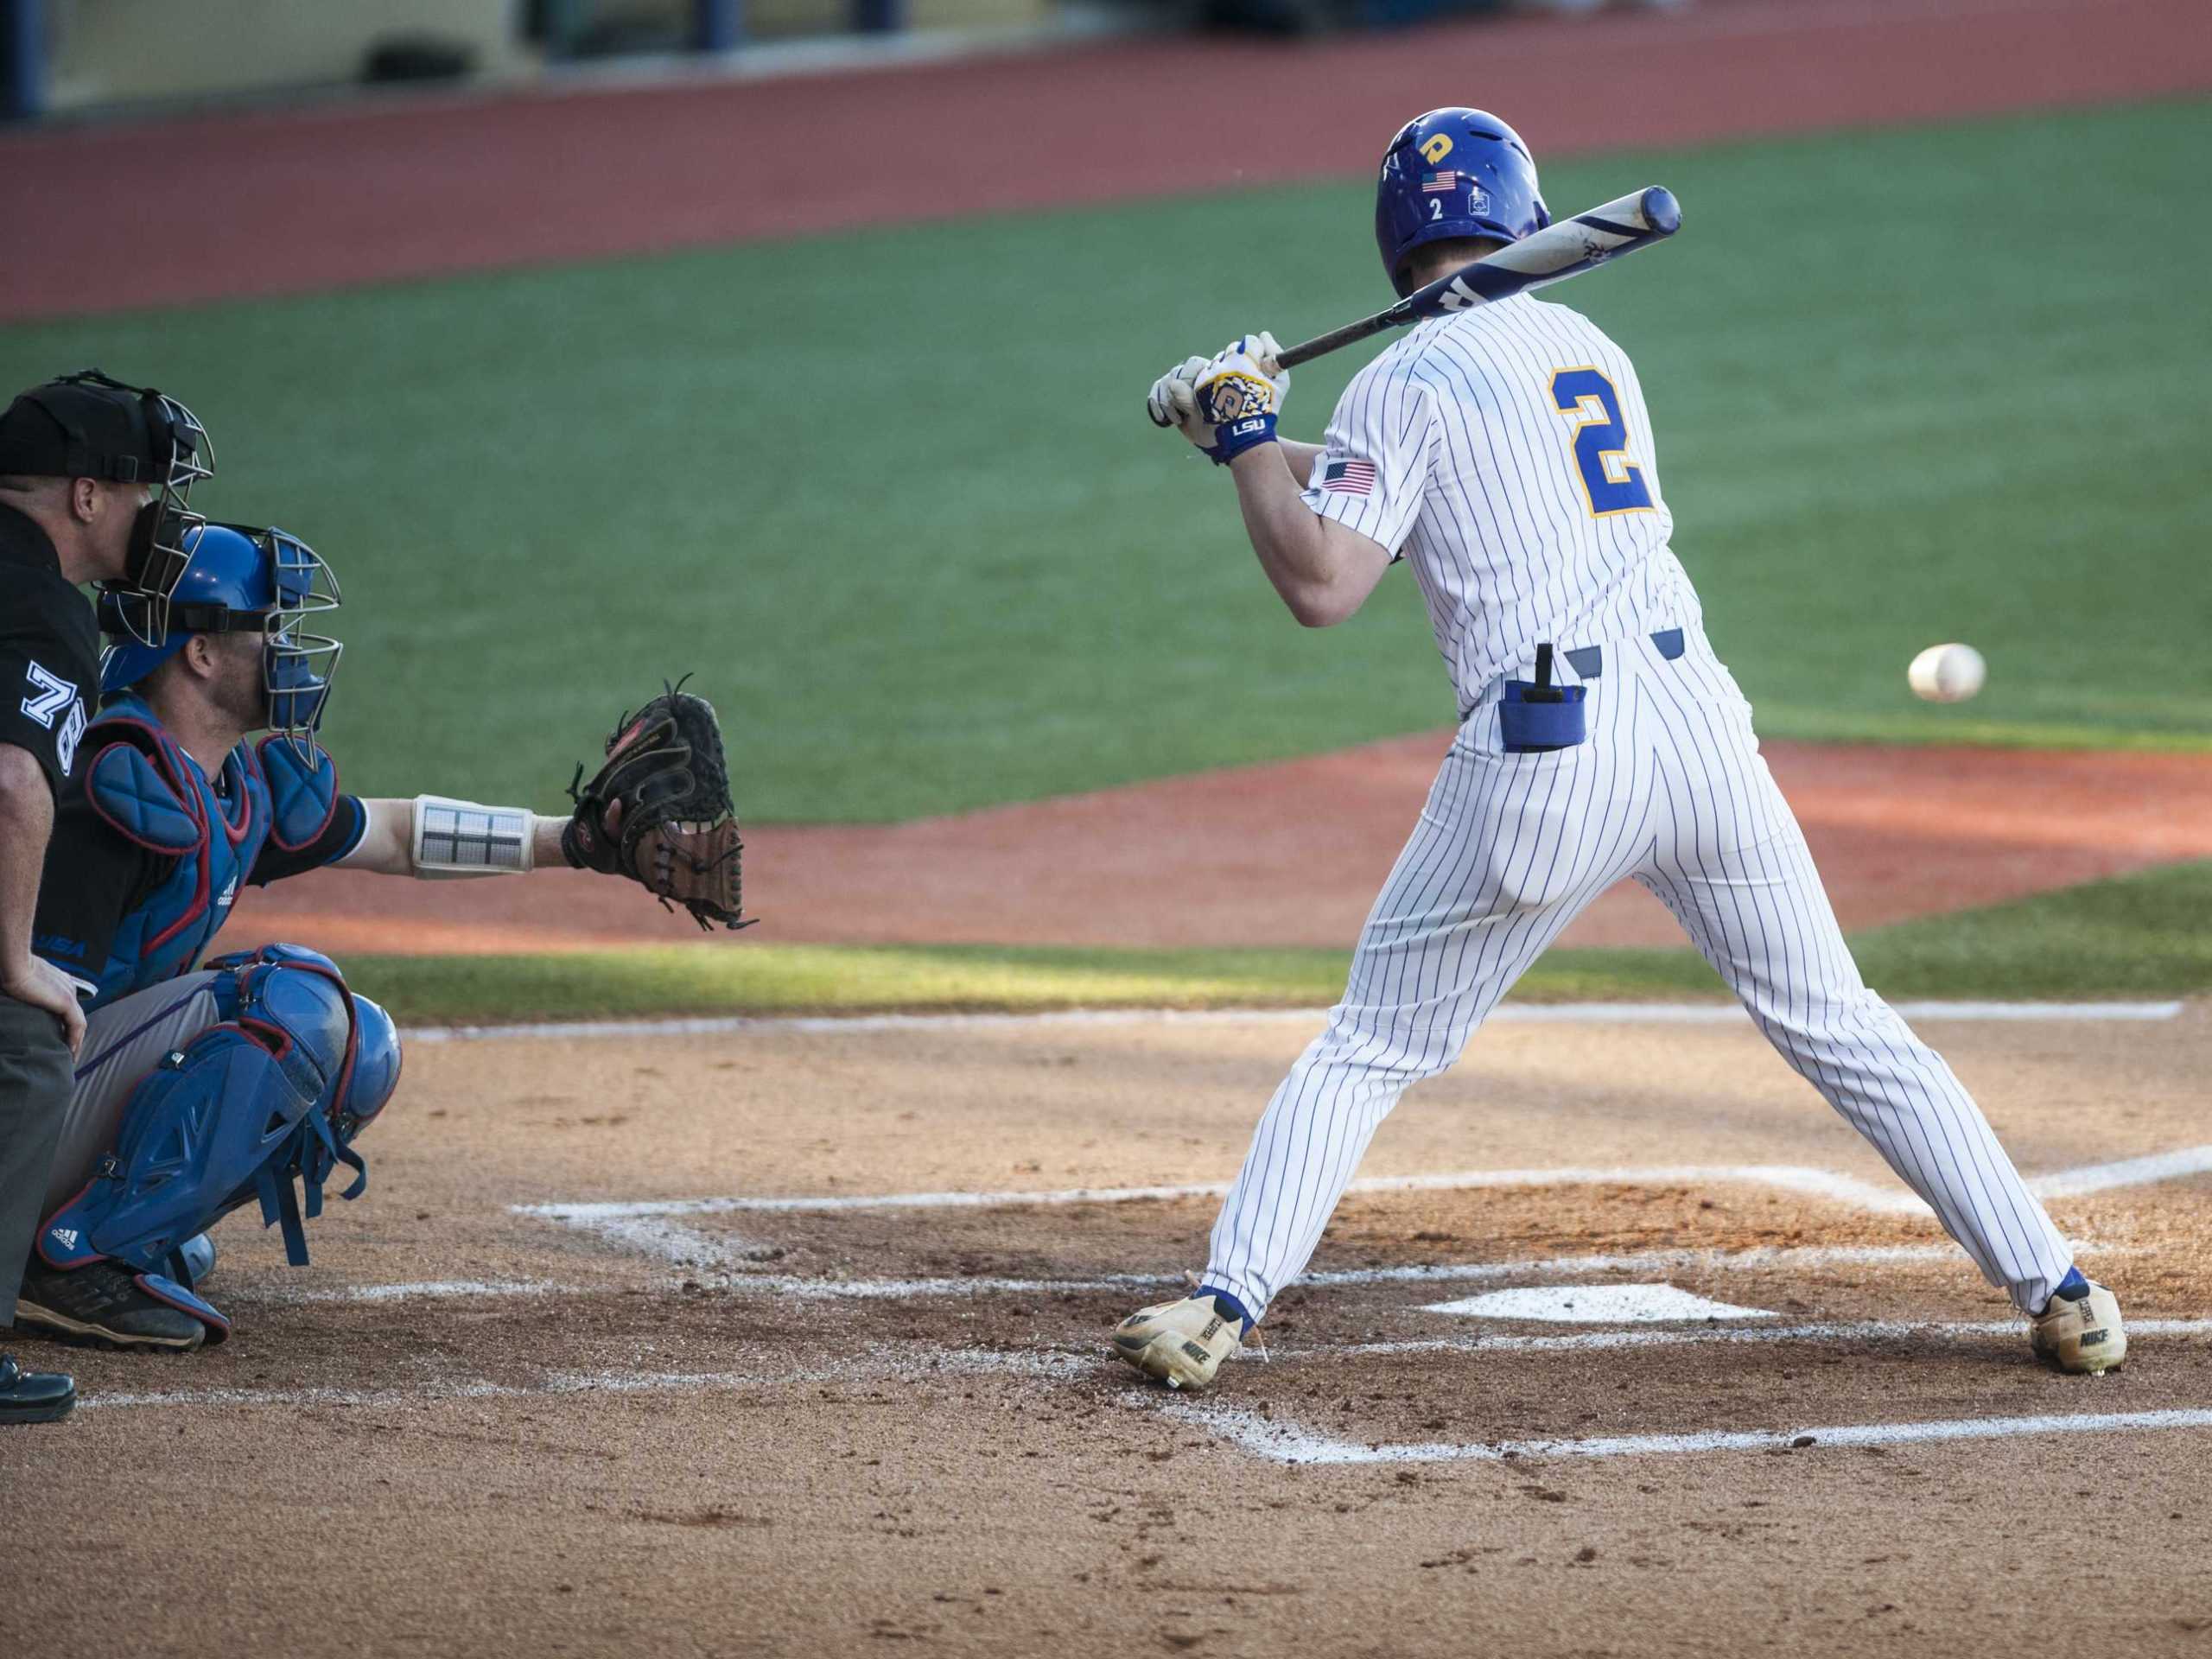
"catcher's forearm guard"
412,795,537,876
563,681,752,931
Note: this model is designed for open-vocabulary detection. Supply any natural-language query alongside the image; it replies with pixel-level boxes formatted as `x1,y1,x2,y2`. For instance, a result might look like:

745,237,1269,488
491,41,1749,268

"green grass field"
346,860,2212,1024
4,99,2208,824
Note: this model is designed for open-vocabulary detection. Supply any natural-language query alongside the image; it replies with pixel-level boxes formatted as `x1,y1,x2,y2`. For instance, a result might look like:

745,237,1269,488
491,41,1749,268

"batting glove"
1192,333,1289,465
1146,353,1218,455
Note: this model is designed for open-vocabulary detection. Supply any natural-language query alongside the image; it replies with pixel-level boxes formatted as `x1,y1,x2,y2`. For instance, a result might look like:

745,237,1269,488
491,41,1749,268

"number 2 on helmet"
1550,367,1654,517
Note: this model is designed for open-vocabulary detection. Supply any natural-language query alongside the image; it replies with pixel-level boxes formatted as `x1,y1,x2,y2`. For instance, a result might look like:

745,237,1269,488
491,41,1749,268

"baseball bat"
1273,186,1682,371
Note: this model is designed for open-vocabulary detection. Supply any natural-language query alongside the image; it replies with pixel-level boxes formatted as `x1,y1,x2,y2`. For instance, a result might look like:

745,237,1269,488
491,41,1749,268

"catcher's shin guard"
41,947,401,1308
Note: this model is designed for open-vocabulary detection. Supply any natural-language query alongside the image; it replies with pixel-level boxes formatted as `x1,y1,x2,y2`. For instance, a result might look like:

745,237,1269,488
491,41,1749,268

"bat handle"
1274,300,1413,372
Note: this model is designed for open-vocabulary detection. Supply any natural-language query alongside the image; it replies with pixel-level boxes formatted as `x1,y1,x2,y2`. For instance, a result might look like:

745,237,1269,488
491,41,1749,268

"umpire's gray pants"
40,974,223,1224
0,995,75,1316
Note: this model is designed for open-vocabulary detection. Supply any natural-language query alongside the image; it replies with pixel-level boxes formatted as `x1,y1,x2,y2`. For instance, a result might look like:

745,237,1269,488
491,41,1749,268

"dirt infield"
7,1002,2212,1655
4,0,2210,321
241,737,2212,953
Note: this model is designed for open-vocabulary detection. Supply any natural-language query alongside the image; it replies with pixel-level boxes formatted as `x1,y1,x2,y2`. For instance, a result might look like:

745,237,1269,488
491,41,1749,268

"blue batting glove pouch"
1498,645,1587,753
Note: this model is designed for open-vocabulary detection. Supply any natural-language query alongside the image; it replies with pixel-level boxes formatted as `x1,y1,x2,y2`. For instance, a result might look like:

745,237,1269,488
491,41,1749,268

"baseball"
1907,642,1986,702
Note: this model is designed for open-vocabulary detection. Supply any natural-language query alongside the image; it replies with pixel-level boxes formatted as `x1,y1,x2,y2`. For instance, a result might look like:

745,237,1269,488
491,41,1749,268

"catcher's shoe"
13,1262,207,1353
2030,1268,2126,1375
1113,1287,1250,1391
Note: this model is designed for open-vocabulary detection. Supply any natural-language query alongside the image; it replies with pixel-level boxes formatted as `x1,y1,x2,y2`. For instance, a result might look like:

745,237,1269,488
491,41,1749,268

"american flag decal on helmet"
1421,170,1459,193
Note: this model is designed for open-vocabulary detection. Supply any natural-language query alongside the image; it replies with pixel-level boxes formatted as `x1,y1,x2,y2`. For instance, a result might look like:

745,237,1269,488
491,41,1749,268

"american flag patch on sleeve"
1320,458,1377,496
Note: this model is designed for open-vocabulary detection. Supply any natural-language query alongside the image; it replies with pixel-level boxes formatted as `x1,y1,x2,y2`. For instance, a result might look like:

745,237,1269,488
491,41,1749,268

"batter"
1113,108,2125,1389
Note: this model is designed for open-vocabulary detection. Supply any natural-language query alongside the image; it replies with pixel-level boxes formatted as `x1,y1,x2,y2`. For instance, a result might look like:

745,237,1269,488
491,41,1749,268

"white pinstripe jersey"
1300,294,1700,713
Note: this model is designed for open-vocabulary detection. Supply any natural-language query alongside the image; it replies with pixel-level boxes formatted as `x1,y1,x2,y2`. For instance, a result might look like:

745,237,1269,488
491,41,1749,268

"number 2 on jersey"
1549,368,1653,516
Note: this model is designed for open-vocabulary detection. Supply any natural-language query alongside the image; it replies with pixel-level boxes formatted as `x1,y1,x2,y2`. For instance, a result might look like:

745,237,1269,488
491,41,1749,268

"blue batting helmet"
98,522,342,753
1374,109,1551,298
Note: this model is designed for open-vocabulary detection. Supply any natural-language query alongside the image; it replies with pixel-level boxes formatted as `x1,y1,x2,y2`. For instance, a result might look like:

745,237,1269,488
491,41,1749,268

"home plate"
1422,1283,1778,1324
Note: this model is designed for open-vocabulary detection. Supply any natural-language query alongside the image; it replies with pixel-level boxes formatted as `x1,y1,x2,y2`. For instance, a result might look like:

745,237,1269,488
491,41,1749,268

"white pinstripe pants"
1204,626,2074,1320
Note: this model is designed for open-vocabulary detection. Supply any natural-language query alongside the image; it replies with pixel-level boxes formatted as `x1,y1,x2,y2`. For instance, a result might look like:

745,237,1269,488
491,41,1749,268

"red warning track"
3,0,2209,322
241,738,2212,955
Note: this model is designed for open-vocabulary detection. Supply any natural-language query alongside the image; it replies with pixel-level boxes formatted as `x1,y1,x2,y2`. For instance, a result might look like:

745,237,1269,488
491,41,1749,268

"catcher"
16,518,746,1352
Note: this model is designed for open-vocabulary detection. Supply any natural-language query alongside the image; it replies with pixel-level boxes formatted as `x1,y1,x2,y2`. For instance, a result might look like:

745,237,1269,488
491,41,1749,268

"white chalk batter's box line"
410,999,2185,1046
1327,1314,2212,1359
221,1242,2148,1310
72,1337,2212,1473
1160,1402,2212,1468
518,1144,2212,1223
509,1143,2212,1294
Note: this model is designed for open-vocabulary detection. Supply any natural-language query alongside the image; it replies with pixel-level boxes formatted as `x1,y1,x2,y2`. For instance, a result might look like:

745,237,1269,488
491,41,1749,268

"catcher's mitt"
563,680,752,931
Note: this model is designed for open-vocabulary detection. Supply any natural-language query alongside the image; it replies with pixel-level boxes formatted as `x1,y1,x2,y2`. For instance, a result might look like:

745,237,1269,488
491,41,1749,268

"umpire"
0,371,213,1426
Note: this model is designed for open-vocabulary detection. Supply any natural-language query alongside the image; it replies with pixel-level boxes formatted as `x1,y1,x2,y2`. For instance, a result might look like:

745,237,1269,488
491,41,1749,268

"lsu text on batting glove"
1193,334,1290,465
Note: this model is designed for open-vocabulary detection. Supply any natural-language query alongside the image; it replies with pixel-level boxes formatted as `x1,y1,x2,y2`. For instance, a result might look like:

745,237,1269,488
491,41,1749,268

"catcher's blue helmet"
1375,109,1550,297
98,522,342,751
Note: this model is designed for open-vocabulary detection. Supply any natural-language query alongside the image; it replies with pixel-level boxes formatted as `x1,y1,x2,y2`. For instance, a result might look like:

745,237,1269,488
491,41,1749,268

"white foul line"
410,999,2183,1046
1169,1402,2212,1467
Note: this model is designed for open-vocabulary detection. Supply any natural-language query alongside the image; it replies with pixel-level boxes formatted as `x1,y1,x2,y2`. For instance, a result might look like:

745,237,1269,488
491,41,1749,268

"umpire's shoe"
1,1353,75,1425
14,1261,206,1352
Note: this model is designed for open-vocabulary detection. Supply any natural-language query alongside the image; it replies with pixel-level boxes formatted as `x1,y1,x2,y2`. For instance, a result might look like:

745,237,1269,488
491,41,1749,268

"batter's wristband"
1211,412,1277,466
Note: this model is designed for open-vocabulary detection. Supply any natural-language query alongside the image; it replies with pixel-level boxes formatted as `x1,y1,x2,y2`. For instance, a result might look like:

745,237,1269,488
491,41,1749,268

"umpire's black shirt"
0,501,95,797
0,499,96,1319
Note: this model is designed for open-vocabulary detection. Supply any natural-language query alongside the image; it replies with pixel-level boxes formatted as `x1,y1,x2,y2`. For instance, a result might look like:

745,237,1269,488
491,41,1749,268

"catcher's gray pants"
0,994,74,1316
40,973,222,1223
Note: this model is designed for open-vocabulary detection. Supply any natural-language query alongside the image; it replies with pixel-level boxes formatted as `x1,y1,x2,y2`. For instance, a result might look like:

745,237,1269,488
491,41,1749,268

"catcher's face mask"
98,523,343,764
259,526,344,762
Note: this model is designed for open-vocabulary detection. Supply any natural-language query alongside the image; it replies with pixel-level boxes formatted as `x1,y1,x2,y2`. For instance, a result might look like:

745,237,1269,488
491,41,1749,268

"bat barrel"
1638,186,1682,237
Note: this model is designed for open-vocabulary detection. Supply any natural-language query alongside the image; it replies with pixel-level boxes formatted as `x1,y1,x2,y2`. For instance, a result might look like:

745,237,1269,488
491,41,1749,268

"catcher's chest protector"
78,696,338,1008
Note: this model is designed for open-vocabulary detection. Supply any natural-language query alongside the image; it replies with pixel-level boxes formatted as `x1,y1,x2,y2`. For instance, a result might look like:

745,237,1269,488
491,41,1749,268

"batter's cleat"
1113,1287,1251,1391
2030,1268,2126,1375
0,1353,75,1426
13,1262,207,1353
